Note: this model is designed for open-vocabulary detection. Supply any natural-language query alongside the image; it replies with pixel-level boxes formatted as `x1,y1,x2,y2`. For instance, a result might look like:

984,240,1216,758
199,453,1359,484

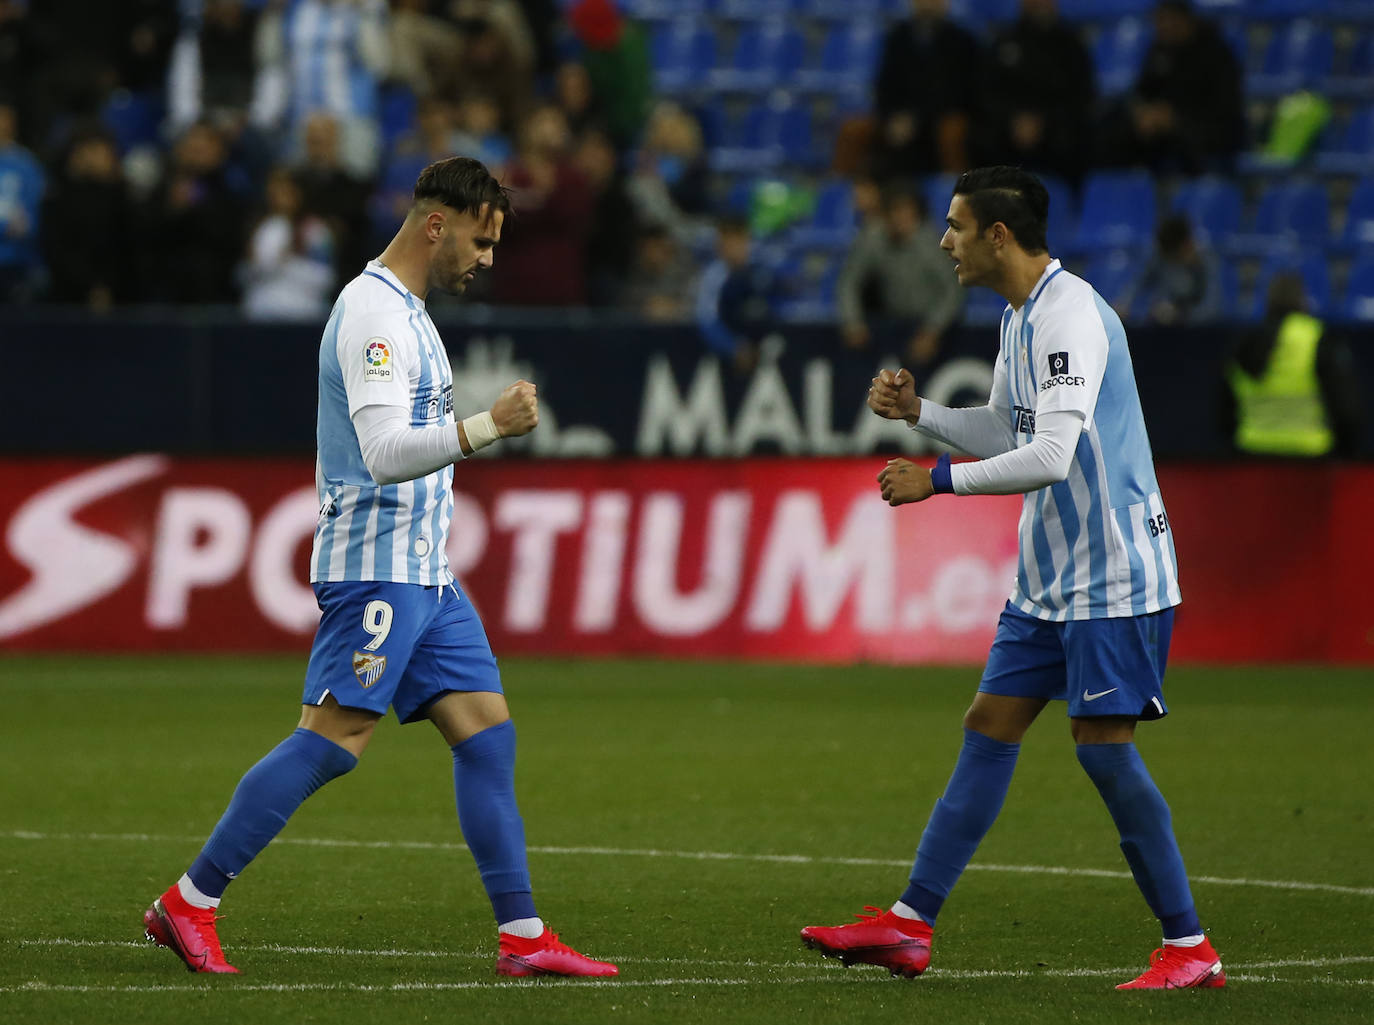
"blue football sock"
452,721,536,925
900,728,1021,925
188,728,357,898
1076,742,1201,940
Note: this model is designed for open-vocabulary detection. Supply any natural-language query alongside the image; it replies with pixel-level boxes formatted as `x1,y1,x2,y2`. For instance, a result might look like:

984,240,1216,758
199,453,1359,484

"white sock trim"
498,916,544,939
177,873,220,910
889,901,930,925
1164,933,1206,948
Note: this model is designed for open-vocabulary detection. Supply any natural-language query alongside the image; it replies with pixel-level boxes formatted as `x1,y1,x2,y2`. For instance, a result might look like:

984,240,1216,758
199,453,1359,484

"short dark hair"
1156,213,1194,253
951,166,1050,254
413,156,511,218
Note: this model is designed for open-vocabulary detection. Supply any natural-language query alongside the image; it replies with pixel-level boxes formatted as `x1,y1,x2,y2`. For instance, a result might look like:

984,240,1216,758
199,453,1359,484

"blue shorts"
301,580,502,724
978,603,1174,721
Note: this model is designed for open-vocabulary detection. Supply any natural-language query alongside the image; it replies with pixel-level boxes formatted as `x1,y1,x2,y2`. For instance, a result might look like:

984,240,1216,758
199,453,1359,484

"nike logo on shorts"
1083,687,1118,701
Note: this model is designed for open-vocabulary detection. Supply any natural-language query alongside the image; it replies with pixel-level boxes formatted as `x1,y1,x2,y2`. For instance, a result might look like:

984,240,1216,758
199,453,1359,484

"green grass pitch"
1,656,1370,1025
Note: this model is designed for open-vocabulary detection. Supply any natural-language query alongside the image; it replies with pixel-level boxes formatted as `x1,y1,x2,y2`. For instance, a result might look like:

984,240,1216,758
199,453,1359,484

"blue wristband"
931,453,954,494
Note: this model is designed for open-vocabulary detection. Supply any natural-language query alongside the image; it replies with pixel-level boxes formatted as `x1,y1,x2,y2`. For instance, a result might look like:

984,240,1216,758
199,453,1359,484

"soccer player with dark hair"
800,166,1223,991
142,156,617,979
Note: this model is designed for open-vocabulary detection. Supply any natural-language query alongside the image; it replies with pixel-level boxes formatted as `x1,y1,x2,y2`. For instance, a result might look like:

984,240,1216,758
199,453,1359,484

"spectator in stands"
566,0,652,150
256,0,391,178
1099,0,1244,173
446,0,536,136
695,215,782,374
837,184,964,366
135,120,247,303
294,111,373,286
976,0,1094,184
388,0,465,100
627,101,710,243
490,104,593,306
168,0,265,132
0,1,34,121
622,222,696,321
241,165,336,319
575,126,638,307
0,97,43,302
873,0,982,177
1119,213,1223,325
1221,272,1360,458
41,131,132,309
452,91,513,172
554,60,599,140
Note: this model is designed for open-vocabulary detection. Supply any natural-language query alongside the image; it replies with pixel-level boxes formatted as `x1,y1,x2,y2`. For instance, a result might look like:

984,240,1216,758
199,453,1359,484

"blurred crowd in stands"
0,0,1371,366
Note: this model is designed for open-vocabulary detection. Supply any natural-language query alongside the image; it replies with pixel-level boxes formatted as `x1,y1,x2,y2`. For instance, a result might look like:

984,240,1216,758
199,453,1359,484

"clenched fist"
868,368,920,424
878,458,934,506
490,379,539,438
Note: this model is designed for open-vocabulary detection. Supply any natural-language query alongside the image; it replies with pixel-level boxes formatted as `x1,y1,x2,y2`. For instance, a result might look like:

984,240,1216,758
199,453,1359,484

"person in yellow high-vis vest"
1221,273,1359,457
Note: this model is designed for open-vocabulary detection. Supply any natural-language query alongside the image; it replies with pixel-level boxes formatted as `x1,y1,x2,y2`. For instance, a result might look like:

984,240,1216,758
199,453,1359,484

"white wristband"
461,411,502,454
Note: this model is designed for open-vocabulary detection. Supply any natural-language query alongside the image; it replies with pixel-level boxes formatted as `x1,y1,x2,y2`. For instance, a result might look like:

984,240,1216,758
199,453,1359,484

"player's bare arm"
868,368,922,426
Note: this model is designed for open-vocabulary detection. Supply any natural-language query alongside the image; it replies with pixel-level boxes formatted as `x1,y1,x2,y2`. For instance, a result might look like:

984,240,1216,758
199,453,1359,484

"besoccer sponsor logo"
352,650,387,688
363,338,393,382
1041,350,1084,391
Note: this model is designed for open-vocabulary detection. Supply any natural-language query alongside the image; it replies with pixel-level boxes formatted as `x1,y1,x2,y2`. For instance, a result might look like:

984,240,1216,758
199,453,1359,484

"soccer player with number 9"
142,157,617,979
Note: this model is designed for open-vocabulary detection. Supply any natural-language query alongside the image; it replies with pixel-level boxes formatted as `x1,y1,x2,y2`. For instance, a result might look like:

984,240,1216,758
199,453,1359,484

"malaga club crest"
352,650,387,688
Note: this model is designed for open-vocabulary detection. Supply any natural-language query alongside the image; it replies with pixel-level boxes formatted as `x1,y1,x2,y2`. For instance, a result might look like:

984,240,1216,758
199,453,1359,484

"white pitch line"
5,829,1372,898
19,939,1374,980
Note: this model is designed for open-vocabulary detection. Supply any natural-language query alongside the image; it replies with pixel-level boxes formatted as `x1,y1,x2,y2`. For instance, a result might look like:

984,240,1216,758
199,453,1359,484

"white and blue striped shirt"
972,260,1181,621
310,260,456,586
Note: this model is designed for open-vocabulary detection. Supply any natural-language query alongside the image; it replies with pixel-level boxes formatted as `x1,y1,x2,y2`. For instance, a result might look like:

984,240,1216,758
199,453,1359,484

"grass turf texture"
1,656,1370,1025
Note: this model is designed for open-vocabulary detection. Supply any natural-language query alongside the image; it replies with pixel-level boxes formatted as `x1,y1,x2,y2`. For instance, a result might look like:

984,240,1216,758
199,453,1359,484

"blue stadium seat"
1324,27,1374,100
796,22,882,97
1171,177,1244,252
715,0,798,18
378,83,417,152
1241,181,1331,255
922,173,959,225
1041,175,1077,256
650,20,718,95
1314,104,1374,176
777,249,842,321
621,0,711,21
1215,259,1241,320
1057,0,1153,21
948,0,1019,27
1092,18,1150,97
1071,172,1156,254
1082,249,1138,317
962,287,1010,327
1342,256,1374,323
101,89,163,154
1252,0,1328,16
798,0,886,19
1246,20,1334,98
1249,251,1332,319
789,179,859,250
708,20,806,92
1337,178,1374,252
709,94,816,172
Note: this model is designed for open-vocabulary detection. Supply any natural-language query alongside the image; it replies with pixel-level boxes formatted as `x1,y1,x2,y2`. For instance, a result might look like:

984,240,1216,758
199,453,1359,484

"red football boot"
1116,938,1225,990
800,906,933,978
143,885,239,974
496,926,619,978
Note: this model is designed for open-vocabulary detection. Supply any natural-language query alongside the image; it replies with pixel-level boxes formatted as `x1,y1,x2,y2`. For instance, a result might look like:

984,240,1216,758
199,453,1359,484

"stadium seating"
1082,248,1139,315
710,93,817,172
650,20,718,95
1057,0,1153,22
789,179,859,250
795,22,882,97
1246,20,1335,98
1071,172,1157,253
1342,256,1374,321
709,20,806,92
1091,17,1151,96
1314,104,1374,176
1337,178,1374,252
1240,180,1331,255
1171,177,1245,251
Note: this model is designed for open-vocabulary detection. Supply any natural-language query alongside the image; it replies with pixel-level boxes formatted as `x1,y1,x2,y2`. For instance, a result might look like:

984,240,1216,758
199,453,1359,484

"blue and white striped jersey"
283,0,384,125
997,260,1181,621
310,260,456,586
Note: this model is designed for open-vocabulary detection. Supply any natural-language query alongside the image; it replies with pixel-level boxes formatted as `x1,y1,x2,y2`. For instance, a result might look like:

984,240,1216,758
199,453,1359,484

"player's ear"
427,209,446,242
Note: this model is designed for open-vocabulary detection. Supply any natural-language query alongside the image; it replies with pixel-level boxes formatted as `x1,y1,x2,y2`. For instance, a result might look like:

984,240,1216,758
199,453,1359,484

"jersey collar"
366,259,425,310
1028,259,1064,305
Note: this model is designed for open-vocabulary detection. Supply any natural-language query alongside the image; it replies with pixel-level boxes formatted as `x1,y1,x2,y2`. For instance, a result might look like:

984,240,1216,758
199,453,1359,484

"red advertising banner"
0,457,1370,664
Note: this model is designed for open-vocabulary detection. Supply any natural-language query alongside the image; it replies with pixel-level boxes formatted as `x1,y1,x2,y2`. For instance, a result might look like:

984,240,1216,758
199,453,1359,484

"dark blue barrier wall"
6,309,1372,458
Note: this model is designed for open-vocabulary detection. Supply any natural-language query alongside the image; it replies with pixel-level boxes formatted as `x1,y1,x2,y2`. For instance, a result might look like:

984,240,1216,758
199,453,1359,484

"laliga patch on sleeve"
363,338,393,382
